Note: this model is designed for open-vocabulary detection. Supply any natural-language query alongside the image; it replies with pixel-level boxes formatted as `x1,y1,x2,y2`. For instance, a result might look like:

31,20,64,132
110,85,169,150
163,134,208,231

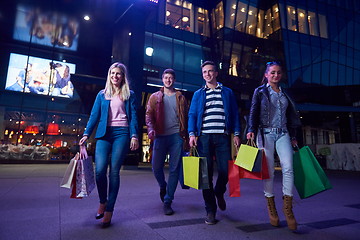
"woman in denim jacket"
246,61,301,231
79,62,139,228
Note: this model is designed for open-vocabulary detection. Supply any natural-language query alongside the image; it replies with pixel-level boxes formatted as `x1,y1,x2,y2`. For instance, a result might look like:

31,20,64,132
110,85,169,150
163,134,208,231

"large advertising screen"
5,53,76,98
13,4,79,51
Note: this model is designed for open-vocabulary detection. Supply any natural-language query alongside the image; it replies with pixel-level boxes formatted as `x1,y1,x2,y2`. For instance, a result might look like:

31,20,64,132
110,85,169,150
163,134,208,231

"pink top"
107,96,129,127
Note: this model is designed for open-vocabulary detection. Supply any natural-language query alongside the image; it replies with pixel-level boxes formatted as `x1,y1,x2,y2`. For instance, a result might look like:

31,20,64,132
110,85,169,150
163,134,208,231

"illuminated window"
165,0,192,31
298,8,309,34
213,2,224,30
308,11,319,36
235,2,247,32
287,5,297,31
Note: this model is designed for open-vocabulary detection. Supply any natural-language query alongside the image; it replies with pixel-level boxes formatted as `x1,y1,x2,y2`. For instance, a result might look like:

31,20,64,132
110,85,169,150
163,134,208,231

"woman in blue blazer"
79,62,139,228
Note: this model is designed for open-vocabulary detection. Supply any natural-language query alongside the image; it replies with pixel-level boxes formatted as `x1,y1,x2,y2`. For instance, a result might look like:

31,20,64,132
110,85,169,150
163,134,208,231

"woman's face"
110,67,124,87
265,65,282,85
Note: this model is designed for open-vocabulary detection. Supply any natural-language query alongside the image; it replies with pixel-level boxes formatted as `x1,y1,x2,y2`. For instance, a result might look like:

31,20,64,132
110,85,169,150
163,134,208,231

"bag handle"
246,139,257,148
79,145,88,160
189,147,200,157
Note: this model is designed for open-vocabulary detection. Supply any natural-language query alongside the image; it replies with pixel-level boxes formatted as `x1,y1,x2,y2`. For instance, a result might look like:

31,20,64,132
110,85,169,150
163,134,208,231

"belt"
263,128,287,134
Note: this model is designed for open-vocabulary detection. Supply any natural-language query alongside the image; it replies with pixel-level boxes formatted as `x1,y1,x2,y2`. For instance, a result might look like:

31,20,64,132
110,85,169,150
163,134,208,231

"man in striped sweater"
188,61,241,225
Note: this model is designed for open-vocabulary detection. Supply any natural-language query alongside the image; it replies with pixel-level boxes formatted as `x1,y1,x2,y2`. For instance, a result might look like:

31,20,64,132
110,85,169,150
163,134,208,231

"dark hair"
201,61,218,71
162,69,176,79
262,61,282,84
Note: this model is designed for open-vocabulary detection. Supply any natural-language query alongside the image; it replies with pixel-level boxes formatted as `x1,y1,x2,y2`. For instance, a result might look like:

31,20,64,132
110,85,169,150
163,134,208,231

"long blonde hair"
104,62,130,100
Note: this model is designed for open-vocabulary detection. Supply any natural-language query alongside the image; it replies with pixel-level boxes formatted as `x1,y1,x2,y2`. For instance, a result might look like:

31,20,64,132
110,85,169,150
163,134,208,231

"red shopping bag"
228,151,270,197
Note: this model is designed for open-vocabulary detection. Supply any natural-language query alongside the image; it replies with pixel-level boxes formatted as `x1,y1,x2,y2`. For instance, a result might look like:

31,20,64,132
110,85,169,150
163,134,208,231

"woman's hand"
79,135,88,145
246,132,254,140
130,137,139,151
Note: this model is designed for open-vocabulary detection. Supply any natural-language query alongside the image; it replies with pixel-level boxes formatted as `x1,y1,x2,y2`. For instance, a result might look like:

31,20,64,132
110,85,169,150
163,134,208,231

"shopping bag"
294,146,332,199
182,147,209,190
235,139,261,171
228,151,270,197
75,145,95,198
251,149,264,172
228,160,241,197
60,152,80,188
239,150,269,180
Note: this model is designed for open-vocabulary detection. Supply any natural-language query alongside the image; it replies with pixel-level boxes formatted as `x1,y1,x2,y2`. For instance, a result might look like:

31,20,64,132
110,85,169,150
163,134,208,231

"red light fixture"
47,123,59,135
24,125,39,134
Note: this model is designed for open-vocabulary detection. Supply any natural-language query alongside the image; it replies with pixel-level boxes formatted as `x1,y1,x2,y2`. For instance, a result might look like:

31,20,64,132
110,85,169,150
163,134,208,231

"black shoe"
160,188,166,202
216,194,226,211
163,203,174,215
205,212,217,225
96,213,104,219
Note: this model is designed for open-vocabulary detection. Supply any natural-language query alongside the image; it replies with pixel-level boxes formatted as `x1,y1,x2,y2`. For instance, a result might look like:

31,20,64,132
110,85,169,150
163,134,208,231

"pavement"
0,163,359,240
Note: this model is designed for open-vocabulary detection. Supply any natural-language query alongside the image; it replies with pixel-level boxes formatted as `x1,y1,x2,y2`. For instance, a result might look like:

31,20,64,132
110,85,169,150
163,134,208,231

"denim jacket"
247,84,301,139
188,83,241,136
84,90,138,139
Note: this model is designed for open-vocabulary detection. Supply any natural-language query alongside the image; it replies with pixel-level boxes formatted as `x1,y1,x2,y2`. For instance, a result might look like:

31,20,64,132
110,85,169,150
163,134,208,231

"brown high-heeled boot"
101,211,113,228
283,195,297,230
265,196,279,227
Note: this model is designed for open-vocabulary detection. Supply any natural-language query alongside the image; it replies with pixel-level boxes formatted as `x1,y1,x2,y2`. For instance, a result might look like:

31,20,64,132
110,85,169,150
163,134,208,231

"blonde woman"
79,62,139,228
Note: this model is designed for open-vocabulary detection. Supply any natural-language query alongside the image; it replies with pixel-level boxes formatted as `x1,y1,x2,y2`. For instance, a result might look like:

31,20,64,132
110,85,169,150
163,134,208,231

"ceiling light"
182,16,189,22
84,15,90,21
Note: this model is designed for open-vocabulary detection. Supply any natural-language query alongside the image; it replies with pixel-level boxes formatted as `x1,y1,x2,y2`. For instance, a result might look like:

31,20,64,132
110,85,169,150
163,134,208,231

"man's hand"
189,136,197,148
233,136,240,150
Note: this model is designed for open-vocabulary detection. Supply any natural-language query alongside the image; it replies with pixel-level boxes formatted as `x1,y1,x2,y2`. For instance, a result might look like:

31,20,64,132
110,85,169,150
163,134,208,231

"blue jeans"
95,127,130,212
257,130,294,197
197,134,231,214
151,133,184,204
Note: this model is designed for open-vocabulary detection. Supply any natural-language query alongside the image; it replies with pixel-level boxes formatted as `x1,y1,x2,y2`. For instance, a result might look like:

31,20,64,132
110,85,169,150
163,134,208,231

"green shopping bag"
235,139,260,171
293,146,332,199
182,147,209,190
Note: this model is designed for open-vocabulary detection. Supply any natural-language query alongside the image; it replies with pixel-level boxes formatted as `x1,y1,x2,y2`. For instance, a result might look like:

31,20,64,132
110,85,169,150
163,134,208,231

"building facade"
0,0,359,163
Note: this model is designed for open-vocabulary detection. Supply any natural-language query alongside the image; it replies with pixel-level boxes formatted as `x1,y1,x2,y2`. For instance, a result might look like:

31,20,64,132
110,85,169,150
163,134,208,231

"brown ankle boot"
282,195,297,230
265,196,279,227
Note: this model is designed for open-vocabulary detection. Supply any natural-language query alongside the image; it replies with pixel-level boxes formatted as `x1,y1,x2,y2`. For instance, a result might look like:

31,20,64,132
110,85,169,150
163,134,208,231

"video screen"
5,53,76,98
13,4,79,51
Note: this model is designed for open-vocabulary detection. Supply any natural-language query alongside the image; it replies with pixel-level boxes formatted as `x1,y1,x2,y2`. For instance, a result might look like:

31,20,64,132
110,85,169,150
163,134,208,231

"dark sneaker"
163,203,174,215
216,194,226,211
205,212,217,225
160,188,166,202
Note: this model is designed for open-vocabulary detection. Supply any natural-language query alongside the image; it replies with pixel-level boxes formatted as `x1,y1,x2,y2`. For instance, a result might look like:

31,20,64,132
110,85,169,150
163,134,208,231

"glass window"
321,61,330,85
319,14,328,38
308,11,319,36
197,7,210,36
287,5,297,31
235,2,247,32
256,9,264,38
213,1,224,30
166,0,192,31
173,39,184,71
152,34,172,68
184,42,203,74
298,8,309,34
225,0,237,29
312,63,321,85
329,62,338,86
229,43,242,77
246,6,257,35
272,4,280,32
264,8,273,37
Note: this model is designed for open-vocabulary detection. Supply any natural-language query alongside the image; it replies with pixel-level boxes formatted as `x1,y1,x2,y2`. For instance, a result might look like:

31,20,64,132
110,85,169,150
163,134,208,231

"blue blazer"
84,90,139,139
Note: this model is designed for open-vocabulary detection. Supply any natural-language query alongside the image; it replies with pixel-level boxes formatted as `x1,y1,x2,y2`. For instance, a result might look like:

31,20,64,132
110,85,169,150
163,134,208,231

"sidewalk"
0,164,359,240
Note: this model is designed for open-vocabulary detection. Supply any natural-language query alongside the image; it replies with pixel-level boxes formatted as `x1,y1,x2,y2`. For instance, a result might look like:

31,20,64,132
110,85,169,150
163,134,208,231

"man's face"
202,64,218,85
162,73,175,89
